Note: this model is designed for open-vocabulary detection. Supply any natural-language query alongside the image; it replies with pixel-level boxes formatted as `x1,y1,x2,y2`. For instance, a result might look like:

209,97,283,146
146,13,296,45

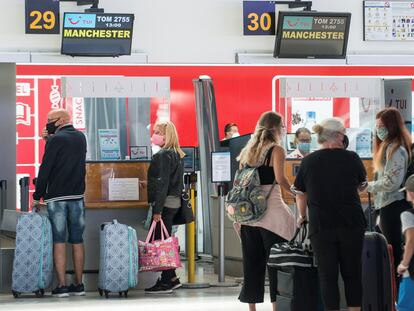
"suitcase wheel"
104,290,109,299
12,291,21,298
98,288,103,297
34,290,44,298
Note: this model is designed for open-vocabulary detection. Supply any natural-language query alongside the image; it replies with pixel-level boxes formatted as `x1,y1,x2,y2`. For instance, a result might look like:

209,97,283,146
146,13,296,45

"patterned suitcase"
98,219,138,298
11,212,53,298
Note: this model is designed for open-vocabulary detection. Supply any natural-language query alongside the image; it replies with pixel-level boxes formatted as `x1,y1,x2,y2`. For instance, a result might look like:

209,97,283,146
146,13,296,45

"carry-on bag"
98,219,138,298
138,220,181,272
11,210,53,298
362,193,395,311
268,224,321,311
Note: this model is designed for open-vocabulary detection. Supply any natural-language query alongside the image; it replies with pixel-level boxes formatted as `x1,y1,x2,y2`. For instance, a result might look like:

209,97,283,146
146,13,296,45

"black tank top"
257,147,277,185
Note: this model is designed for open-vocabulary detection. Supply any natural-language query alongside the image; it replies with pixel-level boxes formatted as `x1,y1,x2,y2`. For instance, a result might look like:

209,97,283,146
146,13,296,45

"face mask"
343,134,349,149
376,127,388,141
298,142,311,154
232,132,240,138
151,133,165,146
151,144,161,155
46,120,59,135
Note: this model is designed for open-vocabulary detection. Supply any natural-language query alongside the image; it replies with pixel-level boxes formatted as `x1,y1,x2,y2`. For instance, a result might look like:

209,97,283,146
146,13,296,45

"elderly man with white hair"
293,118,367,311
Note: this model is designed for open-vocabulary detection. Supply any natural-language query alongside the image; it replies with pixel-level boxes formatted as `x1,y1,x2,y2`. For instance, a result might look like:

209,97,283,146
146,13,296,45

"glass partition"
278,77,384,158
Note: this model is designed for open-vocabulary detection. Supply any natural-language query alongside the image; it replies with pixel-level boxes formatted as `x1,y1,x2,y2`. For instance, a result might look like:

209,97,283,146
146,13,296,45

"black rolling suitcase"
362,193,395,311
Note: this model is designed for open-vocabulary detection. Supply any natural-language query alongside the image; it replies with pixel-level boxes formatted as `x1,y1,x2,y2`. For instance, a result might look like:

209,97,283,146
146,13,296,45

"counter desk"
67,160,157,291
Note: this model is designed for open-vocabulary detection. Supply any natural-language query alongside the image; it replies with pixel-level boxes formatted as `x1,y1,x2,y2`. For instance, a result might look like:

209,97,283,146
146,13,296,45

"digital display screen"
181,147,195,173
274,11,351,58
61,12,134,56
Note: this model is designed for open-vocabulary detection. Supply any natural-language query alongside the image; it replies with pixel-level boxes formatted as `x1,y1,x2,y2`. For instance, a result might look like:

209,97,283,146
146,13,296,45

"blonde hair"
154,121,186,158
237,111,282,166
313,118,345,144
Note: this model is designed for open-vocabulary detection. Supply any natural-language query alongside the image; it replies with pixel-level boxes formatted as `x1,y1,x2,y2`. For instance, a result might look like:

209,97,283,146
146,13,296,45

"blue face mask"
298,142,311,154
376,127,388,141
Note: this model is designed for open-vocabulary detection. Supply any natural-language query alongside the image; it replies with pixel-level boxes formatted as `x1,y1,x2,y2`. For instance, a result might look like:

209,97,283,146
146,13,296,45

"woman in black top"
237,111,295,311
144,121,185,294
294,118,367,311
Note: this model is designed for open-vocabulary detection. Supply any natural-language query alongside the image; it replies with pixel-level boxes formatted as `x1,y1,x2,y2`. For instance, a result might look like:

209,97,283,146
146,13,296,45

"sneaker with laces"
68,283,86,296
144,278,173,294
52,286,69,298
170,278,182,290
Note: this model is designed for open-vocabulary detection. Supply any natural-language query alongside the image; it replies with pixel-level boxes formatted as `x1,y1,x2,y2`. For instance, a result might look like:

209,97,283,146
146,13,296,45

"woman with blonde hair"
144,121,185,294
237,111,295,311
367,107,412,284
294,118,367,311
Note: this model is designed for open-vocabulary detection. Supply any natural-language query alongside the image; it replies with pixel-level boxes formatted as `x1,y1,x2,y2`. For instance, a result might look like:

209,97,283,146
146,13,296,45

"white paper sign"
108,178,139,201
211,151,232,183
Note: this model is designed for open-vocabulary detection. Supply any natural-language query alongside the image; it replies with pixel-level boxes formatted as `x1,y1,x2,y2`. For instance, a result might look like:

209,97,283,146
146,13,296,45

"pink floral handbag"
138,220,181,272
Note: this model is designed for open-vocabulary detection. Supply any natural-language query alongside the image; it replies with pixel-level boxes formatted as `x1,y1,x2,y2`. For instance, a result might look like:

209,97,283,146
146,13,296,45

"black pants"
310,227,365,311
379,199,410,273
239,225,286,303
154,207,179,283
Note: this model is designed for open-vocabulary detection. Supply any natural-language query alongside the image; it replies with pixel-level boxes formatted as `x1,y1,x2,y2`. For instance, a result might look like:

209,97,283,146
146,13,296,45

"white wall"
2,0,414,63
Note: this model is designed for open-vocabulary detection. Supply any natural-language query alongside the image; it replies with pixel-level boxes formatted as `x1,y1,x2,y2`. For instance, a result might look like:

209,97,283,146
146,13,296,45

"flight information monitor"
61,12,134,56
274,11,351,58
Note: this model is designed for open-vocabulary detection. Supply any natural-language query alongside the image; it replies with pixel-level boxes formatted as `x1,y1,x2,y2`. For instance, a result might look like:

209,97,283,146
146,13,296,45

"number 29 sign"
243,1,276,36
25,0,60,34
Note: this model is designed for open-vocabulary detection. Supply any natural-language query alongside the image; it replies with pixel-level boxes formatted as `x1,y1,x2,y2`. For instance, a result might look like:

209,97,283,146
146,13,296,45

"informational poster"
108,178,139,201
384,79,413,132
364,1,414,41
211,151,231,183
346,128,372,158
98,129,121,160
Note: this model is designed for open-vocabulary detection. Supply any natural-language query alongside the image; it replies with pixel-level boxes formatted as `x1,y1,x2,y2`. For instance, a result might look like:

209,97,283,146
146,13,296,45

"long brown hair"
373,107,412,172
238,111,282,166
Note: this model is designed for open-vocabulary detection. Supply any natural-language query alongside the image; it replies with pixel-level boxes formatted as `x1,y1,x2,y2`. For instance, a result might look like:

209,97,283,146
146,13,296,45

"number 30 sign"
25,0,60,34
243,1,276,36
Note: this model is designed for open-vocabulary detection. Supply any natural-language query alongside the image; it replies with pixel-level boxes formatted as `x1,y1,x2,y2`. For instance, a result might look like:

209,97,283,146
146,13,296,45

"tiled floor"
0,262,275,311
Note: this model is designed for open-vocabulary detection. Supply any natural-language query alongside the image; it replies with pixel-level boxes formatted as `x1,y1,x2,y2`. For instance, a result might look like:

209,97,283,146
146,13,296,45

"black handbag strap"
289,222,308,244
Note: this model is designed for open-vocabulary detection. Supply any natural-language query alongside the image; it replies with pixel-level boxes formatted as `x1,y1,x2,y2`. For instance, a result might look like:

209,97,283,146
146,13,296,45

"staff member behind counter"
287,127,312,159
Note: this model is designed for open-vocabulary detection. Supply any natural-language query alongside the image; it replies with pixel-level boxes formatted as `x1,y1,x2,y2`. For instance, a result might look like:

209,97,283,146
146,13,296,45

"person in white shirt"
287,127,312,159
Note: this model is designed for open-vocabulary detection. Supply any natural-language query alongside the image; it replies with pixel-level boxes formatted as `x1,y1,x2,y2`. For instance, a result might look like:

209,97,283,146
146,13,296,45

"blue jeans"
47,199,85,244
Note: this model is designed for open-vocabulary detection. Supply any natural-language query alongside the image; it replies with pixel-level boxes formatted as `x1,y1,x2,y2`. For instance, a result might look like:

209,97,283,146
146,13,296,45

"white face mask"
232,132,240,138
151,144,161,155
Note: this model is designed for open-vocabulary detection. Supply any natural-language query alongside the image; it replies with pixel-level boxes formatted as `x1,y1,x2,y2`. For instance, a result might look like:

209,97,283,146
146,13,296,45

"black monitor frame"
274,11,351,59
181,146,196,173
61,12,134,57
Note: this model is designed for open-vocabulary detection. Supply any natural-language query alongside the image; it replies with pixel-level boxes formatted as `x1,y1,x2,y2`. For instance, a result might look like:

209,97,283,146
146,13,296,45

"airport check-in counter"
211,157,375,277
65,160,157,290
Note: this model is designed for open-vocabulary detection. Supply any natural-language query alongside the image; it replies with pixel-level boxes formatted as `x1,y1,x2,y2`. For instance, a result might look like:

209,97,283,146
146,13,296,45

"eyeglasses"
47,117,59,123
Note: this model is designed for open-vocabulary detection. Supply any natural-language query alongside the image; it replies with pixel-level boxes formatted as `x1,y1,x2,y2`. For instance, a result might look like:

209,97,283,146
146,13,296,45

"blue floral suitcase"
98,219,138,298
11,212,53,298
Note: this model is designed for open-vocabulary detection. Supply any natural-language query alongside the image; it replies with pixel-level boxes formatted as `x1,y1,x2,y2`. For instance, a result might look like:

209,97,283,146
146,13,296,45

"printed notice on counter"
108,178,139,201
211,151,232,183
